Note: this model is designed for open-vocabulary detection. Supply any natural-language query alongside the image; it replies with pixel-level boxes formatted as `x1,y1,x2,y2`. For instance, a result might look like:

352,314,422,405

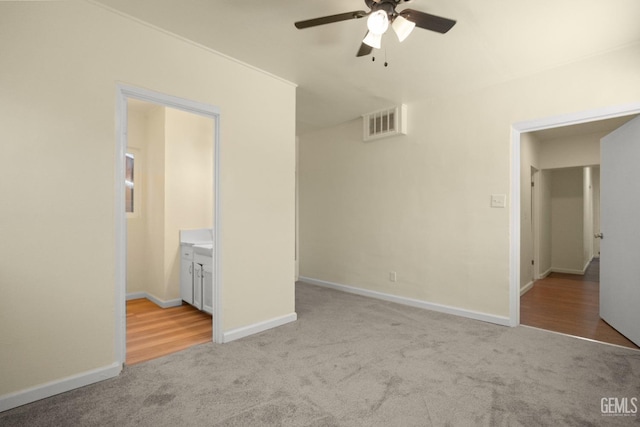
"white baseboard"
126,292,182,308
126,292,146,301
223,313,297,343
0,362,121,412
550,267,585,275
538,268,552,279
551,256,594,276
147,293,182,309
299,276,511,327
520,281,534,296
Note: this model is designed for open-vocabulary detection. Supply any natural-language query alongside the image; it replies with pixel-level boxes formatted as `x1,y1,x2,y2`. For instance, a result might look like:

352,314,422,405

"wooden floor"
126,299,212,365
521,259,638,350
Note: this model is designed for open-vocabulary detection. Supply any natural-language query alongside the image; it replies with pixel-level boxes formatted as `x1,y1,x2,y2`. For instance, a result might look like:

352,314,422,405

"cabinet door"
180,259,193,304
202,262,213,314
193,263,203,310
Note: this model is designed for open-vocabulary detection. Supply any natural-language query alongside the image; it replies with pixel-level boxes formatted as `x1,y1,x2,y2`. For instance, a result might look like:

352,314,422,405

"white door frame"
115,84,222,364
530,166,539,283
509,102,640,327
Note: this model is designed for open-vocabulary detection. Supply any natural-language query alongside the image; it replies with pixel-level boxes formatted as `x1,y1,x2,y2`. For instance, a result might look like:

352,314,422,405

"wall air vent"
362,104,407,141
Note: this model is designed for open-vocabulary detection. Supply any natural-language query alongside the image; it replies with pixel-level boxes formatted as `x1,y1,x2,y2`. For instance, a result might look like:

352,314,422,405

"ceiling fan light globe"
392,15,416,42
367,10,389,35
363,31,382,49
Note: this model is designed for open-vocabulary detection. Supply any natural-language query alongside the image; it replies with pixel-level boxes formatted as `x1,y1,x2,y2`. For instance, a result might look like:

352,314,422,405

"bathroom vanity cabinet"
195,250,213,314
180,245,196,306
179,229,213,314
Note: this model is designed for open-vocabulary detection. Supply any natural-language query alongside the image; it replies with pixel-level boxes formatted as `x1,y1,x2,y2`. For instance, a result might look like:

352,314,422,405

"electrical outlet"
389,271,397,282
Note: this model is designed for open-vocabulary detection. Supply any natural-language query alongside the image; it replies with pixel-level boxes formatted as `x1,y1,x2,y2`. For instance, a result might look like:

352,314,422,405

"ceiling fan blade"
295,11,367,29
356,42,373,57
399,9,456,34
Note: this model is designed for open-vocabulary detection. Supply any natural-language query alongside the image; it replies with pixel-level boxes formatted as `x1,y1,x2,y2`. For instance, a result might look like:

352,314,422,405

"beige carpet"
2,282,639,426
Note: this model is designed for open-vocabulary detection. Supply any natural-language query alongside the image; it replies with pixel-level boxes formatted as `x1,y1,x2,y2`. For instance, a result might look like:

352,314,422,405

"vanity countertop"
181,240,212,247
192,243,213,256
180,228,213,247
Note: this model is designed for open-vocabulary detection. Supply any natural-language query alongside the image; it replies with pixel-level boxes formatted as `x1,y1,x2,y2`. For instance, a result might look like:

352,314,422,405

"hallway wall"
550,168,585,273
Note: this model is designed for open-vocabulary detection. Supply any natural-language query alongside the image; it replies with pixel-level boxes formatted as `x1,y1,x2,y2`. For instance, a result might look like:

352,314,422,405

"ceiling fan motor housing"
366,0,401,17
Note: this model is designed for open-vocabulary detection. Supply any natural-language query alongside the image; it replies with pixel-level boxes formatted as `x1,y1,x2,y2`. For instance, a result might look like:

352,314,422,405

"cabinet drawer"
181,246,194,259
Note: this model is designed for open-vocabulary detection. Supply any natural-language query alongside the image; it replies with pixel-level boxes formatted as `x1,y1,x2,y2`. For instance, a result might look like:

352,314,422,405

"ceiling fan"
294,0,456,57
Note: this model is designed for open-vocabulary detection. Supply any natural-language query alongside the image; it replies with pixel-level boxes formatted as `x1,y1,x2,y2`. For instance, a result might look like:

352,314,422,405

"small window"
125,152,135,213
124,148,142,218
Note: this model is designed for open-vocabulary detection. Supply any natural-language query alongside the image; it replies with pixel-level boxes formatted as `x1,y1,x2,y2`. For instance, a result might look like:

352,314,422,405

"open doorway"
124,98,214,364
115,85,222,366
514,110,639,349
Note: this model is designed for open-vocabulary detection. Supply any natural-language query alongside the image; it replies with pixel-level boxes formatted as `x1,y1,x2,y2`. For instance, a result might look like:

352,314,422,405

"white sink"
192,243,213,256
179,228,213,246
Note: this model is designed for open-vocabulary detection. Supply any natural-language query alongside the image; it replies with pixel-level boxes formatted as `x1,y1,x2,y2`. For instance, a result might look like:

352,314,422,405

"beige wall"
299,42,640,319
164,107,214,300
550,168,585,273
0,1,295,400
145,105,168,300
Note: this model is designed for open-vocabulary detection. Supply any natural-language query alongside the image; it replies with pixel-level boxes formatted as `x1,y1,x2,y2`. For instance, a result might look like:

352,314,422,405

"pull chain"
371,49,389,67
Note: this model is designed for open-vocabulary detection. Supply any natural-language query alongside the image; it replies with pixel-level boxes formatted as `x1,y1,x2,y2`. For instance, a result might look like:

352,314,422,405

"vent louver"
362,105,407,141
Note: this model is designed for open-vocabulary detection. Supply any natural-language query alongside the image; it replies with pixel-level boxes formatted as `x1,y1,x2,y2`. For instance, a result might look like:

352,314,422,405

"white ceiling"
532,115,638,142
96,0,640,133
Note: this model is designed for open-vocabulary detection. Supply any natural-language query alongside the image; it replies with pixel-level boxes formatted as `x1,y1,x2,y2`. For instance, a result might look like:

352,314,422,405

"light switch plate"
491,194,507,208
